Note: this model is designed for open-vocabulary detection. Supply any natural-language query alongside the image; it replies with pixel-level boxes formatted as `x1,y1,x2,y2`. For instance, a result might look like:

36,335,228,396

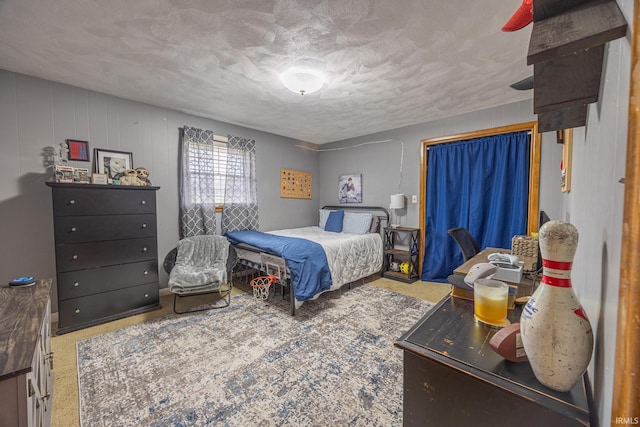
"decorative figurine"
135,167,152,186
57,142,69,165
119,169,144,186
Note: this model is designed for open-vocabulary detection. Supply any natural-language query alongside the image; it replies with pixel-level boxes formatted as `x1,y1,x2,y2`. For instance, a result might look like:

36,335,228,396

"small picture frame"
66,139,90,162
94,149,133,181
560,129,573,193
55,165,75,183
91,173,109,185
74,167,90,184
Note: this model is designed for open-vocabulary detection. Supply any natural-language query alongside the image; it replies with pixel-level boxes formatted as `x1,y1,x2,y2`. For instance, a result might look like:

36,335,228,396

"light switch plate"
411,195,418,203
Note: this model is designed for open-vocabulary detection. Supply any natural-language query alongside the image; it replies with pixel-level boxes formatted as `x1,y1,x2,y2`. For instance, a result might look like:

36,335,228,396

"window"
187,138,227,206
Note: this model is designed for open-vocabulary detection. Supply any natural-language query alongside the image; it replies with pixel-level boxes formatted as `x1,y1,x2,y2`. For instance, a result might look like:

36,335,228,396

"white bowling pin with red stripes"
520,220,594,392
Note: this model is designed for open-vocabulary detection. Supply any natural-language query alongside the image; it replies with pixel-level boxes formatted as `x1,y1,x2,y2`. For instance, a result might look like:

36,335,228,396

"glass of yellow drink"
474,279,509,326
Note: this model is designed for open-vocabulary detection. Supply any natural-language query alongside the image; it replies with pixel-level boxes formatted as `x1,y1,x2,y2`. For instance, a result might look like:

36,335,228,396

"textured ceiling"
0,0,533,144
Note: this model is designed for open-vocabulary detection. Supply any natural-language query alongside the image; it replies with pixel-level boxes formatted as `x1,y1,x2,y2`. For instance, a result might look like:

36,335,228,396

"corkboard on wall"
280,168,312,199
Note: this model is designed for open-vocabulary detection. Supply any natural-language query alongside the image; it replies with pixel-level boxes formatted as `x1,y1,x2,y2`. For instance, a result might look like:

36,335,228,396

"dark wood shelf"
385,248,411,257
383,271,416,283
382,227,419,283
525,0,627,132
528,0,627,65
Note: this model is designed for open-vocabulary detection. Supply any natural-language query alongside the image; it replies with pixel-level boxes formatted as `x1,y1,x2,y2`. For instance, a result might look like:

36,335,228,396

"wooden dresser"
395,295,594,426
0,279,53,427
47,183,161,334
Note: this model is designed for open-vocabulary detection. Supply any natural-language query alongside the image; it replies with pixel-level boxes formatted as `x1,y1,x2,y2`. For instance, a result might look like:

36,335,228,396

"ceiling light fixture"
279,67,326,96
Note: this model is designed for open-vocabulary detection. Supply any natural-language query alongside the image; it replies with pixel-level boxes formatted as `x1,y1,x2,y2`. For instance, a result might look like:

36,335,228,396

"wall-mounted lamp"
280,67,326,96
390,193,405,227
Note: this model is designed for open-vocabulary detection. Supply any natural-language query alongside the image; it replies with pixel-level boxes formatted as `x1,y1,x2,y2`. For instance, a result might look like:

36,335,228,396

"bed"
225,206,388,314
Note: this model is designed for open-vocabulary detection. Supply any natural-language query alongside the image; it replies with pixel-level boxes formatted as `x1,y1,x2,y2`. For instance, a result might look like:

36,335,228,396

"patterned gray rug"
77,284,433,426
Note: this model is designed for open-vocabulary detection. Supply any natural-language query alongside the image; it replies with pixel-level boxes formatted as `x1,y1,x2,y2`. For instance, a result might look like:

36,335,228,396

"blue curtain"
421,131,530,282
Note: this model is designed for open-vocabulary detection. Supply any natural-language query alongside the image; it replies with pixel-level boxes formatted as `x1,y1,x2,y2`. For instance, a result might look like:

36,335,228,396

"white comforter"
268,226,383,292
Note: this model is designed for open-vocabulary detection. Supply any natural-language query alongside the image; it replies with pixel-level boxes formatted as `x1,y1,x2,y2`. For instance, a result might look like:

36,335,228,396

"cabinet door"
27,344,41,427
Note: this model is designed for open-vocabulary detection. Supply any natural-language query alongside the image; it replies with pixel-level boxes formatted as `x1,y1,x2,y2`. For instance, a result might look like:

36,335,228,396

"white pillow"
319,209,335,229
343,212,373,234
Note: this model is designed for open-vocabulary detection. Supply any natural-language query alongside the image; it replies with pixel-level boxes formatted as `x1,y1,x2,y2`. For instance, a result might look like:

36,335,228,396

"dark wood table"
395,295,594,426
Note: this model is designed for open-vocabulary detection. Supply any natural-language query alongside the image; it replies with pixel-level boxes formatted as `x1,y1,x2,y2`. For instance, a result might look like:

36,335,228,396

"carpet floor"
76,282,436,426
51,278,451,427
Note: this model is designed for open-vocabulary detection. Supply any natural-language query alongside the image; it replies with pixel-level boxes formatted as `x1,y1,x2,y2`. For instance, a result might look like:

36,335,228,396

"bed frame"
232,206,390,315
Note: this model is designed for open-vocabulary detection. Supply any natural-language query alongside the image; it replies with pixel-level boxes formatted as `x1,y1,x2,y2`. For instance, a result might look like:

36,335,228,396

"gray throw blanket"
168,235,230,295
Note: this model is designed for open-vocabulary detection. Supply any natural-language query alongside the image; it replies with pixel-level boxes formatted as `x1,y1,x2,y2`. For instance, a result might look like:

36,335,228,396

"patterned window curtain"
178,126,217,238
221,135,259,233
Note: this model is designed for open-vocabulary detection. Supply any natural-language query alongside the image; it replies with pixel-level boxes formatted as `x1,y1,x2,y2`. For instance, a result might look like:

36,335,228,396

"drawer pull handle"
144,270,149,275
142,247,148,252
144,293,149,298
142,223,147,229
72,255,78,260
141,200,146,205
73,282,79,287
71,227,77,232
69,200,75,205
75,308,80,314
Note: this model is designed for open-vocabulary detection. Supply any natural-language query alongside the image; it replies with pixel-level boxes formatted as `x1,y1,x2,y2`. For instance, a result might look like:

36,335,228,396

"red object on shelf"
502,0,533,32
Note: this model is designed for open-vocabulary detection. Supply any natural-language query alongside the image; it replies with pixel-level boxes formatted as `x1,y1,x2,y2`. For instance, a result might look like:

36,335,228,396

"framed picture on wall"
66,139,90,161
338,174,362,203
94,149,133,181
559,129,573,193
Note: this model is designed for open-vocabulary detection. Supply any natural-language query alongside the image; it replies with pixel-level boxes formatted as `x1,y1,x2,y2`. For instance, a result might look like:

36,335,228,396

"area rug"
77,284,433,426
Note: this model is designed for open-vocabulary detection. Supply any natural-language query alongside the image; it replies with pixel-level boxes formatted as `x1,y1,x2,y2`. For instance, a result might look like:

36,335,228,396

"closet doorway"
418,121,541,279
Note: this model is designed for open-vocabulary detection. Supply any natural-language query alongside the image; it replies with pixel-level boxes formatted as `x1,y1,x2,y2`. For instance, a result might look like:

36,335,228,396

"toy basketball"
399,261,410,275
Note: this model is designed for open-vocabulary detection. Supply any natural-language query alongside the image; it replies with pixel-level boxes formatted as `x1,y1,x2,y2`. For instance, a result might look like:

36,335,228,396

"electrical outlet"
411,195,418,203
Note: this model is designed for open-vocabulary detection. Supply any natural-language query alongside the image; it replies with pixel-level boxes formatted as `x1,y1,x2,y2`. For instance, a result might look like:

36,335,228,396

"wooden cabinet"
395,296,594,426
47,183,161,334
0,279,54,427
382,227,419,283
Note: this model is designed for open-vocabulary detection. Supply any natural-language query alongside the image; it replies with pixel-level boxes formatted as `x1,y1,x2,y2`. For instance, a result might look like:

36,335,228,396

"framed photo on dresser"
94,149,133,181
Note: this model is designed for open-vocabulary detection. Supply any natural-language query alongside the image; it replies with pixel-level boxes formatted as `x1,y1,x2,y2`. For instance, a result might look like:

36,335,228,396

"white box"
492,261,524,284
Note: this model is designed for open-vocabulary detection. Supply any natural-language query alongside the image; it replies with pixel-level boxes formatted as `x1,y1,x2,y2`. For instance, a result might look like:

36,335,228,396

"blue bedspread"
225,230,333,301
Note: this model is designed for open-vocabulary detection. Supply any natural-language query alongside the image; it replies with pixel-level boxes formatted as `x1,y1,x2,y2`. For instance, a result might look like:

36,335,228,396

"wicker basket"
511,235,539,272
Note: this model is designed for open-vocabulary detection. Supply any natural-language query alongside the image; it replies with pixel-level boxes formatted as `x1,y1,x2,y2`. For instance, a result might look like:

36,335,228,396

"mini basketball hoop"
250,275,277,301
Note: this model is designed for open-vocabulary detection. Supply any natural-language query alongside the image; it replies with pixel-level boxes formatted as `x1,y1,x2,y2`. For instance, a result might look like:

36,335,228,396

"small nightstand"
382,227,419,283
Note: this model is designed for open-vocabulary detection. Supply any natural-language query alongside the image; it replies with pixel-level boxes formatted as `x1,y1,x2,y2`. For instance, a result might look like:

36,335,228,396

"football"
489,322,528,362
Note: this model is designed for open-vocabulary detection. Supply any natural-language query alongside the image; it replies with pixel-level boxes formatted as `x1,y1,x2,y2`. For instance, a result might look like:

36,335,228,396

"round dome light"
279,67,326,96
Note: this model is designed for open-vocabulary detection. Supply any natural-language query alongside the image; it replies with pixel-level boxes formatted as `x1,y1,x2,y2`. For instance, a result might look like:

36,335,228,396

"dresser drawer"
54,214,157,243
56,237,157,272
57,260,159,300
58,282,159,330
52,187,156,216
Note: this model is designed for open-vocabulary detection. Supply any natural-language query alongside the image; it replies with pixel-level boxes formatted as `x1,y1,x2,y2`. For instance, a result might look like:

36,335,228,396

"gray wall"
559,0,633,423
0,69,319,310
317,99,563,228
